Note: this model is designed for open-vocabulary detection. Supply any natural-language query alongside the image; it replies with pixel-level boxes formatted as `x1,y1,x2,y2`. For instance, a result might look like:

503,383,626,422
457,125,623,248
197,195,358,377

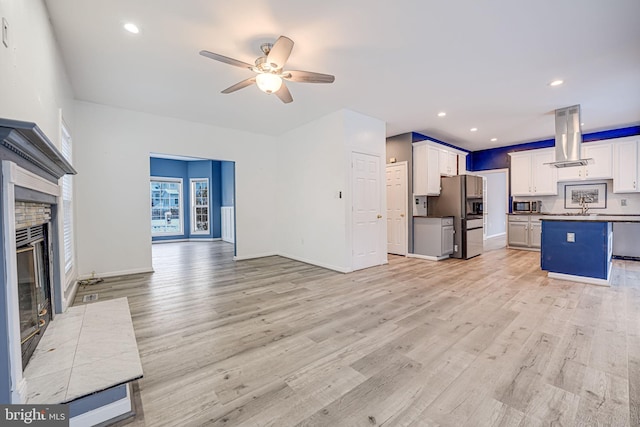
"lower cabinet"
507,215,542,250
412,216,454,260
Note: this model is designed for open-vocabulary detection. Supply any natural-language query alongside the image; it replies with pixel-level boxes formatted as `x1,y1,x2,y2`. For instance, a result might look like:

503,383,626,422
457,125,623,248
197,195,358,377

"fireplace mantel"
0,118,76,404
0,118,76,182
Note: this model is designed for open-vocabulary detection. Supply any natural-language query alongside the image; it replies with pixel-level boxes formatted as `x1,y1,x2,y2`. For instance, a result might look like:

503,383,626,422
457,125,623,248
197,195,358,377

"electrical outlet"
621,199,627,207
2,18,8,48
567,232,575,243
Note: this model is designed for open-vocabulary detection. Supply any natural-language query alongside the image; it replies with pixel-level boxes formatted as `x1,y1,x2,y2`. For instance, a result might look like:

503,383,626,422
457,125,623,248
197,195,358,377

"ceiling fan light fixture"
256,73,282,94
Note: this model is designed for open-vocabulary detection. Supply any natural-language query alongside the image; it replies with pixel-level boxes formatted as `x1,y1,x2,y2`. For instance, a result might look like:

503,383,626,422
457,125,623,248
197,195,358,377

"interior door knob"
377,214,382,219
400,214,405,217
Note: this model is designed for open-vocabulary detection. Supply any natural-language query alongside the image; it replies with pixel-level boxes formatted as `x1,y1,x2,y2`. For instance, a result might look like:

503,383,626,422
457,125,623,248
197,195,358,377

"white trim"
232,252,278,261
547,266,612,286
189,178,210,235
485,232,507,239
2,161,26,403
69,383,133,427
6,161,60,197
407,253,450,261
77,267,154,281
386,161,409,256
278,252,352,273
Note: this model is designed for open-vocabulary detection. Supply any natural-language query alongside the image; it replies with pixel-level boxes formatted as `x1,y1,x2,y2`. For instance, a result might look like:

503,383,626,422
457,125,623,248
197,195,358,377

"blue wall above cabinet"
467,125,640,171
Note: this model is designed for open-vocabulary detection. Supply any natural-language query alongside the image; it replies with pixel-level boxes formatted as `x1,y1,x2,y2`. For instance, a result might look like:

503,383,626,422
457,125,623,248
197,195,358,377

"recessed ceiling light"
549,79,563,86
490,138,497,142
470,127,478,132
124,23,140,34
437,112,446,117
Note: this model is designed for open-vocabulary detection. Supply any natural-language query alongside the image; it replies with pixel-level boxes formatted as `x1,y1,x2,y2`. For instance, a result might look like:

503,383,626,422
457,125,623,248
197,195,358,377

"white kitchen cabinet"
557,142,612,181
509,148,557,196
613,139,639,193
413,143,441,195
438,149,458,176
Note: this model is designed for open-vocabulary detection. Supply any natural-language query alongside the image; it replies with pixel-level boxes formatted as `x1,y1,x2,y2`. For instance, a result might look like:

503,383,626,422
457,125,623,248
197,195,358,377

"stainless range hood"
547,105,591,168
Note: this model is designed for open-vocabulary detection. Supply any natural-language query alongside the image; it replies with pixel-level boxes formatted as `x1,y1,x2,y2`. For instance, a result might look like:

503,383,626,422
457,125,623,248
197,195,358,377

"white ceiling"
44,0,640,151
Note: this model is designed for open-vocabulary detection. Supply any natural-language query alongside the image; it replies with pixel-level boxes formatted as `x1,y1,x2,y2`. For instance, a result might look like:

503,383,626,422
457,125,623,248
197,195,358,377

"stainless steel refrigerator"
427,175,484,259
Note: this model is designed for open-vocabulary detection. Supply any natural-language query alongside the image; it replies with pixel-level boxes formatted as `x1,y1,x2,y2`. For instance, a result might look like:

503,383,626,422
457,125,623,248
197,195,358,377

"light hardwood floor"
73,242,640,427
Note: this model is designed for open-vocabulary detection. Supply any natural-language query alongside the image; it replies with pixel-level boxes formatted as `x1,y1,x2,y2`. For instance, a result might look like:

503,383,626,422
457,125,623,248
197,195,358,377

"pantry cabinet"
613,139,639,193
509,148,557,196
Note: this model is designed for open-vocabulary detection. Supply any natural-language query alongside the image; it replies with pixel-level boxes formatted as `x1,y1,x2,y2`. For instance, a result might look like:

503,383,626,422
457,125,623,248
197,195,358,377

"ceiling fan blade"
274,82,293,104
267,36,294,70
221,77,256,94
283,70,335,84
199,50,254,70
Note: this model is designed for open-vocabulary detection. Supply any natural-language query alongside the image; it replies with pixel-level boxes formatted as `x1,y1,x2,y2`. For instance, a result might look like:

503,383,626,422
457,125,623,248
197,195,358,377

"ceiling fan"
199,36,335,104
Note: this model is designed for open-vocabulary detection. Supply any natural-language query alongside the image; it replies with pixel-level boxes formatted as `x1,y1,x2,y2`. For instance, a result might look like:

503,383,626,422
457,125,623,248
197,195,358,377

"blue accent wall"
468,125,640,172
150,158,225,241
221,162,235,207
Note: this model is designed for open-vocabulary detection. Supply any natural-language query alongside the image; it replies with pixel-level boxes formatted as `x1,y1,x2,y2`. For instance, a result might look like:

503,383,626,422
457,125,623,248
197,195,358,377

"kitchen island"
540,215,640,286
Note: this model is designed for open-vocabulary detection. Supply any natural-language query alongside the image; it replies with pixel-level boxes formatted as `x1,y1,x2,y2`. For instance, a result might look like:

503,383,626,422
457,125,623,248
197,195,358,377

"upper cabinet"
613,139,639,193
438,149,458,176
413,143,441,195
509,148,558,196
557,142,613,182
413,141,467,196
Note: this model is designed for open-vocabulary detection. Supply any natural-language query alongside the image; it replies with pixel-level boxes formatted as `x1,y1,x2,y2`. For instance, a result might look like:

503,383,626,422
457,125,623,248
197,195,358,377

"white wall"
477,170,508,238
0,0,74,140
73,101,278,278
276,109,386,272
0,0,77,311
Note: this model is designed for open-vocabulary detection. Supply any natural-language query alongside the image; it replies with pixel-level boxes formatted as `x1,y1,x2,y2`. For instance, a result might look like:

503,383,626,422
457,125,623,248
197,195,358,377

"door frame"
475,168,509,239
350,151,387,271
386,161,408,256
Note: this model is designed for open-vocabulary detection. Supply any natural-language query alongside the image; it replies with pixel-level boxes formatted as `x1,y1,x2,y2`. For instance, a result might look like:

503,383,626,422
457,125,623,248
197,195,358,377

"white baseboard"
407,253,450,261
547,266,611,287
152,237,222,244
277,253,351,273
233,252,278,261
485,232,506,239
70,383,132,427
77,267,154,281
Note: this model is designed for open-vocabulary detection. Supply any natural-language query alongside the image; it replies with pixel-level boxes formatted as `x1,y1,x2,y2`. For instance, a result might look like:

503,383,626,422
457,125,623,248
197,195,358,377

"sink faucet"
579,197,589,215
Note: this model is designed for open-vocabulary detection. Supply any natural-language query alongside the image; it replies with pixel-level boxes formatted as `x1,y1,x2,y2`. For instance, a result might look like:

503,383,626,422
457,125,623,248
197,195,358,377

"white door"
353,152,384,270
386,162,407,255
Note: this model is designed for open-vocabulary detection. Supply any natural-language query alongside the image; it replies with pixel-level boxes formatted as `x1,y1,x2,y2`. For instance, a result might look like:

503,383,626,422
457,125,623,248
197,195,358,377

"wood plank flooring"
73,242,640,426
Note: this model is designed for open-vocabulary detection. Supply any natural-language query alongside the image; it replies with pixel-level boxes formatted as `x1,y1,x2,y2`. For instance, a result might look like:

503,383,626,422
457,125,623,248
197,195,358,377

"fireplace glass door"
17,238,51,370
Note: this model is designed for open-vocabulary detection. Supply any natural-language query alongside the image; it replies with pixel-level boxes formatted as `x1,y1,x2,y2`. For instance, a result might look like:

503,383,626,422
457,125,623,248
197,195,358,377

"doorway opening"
149,154,236,262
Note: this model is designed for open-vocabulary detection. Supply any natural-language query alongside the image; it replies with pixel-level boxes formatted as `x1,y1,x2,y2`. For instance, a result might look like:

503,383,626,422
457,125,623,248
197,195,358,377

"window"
60,120,74,278
150,178,183,235
191,179,209,234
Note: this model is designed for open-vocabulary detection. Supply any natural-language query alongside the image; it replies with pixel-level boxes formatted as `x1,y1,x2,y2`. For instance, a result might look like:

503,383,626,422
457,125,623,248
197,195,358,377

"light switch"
2,18,8,48
567,232,575,243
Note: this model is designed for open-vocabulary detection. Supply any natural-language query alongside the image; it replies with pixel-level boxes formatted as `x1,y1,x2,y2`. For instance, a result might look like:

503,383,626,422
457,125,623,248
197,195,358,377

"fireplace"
17,222,53,370
0,118,76,403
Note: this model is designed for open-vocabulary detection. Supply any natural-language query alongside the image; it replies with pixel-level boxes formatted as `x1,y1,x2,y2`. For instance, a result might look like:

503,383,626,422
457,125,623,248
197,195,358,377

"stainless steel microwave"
512,200,541,213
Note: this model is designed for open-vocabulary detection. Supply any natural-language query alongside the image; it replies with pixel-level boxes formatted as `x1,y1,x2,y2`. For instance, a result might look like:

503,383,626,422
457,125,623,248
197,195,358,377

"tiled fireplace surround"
0,118,75,404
